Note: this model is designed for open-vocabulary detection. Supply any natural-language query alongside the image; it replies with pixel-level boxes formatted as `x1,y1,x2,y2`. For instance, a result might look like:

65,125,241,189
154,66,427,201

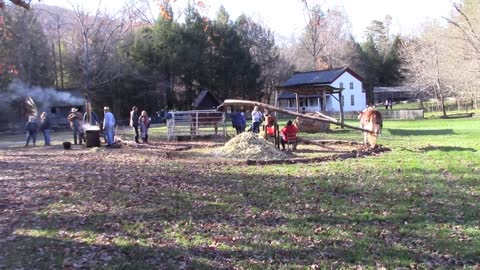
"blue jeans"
252,122,261,133
26,131,37,146
105,126,114,146
73,130,83,144
42,129,51,145
234,125,245,135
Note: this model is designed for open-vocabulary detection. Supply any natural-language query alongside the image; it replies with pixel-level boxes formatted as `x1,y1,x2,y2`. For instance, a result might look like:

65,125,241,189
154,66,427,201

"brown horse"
358,107,383,147
190,111,224,136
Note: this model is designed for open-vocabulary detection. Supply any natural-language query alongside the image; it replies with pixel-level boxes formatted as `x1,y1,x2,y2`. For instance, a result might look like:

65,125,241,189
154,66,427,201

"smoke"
0,79,85,112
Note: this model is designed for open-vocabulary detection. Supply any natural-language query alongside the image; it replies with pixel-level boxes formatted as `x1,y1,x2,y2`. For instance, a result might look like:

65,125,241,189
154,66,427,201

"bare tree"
443,1,480,58
442,0,480,109
298,1,351,70
35,6,71,89
400,22,453,117
67,2,134,102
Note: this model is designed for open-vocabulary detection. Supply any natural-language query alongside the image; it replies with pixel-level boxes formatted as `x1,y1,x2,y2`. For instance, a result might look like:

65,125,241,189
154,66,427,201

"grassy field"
0,118,479,269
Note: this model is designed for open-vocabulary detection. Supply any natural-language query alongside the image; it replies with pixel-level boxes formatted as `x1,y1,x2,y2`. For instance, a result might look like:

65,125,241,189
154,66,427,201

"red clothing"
281,124,298,141
266,126,276,136
265,115,276,126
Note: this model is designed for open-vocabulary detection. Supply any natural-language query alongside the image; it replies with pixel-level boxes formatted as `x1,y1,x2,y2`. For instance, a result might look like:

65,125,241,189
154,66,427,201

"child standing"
39,112,51,146
25,116,38,147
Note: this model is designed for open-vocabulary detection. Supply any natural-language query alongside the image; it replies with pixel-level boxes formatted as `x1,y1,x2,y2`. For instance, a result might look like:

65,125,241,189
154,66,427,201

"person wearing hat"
103,106,116,146
67,107,84,145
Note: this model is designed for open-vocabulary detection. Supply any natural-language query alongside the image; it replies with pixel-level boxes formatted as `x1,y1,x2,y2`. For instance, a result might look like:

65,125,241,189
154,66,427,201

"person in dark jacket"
129,106,140,143
230,111,246,135
83,111,99,126
25,116,38,147
39,112,51,146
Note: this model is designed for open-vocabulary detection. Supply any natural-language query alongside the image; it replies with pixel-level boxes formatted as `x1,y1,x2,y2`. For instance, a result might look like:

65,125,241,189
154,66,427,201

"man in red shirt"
280,120,298,150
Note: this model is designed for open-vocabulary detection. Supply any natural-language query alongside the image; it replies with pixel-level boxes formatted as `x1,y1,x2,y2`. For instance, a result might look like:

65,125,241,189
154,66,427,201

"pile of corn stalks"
214,132,287,160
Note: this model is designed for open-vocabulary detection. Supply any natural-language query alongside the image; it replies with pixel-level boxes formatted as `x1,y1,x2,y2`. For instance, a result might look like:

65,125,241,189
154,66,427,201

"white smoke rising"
0,80,85,111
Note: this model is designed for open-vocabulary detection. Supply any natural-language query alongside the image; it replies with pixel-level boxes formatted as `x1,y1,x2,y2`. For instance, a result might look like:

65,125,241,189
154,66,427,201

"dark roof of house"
277,67,363,89
192,90,222,108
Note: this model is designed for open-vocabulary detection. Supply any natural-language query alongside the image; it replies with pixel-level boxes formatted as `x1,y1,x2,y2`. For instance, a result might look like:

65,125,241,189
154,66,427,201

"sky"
38,0,458,41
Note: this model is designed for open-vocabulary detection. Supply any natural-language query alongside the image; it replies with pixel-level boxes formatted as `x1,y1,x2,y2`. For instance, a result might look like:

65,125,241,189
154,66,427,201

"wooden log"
339,94,345,128
314,111,338,122
220,99,374,133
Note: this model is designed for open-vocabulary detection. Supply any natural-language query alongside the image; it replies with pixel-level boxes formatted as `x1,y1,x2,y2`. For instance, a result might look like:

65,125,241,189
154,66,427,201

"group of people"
230,106,272,135
384,99,393,110
24,106,117,147
129,106,150,143
66,106,116,146
25,112,50,147
24,104,299,150
230,105,299,150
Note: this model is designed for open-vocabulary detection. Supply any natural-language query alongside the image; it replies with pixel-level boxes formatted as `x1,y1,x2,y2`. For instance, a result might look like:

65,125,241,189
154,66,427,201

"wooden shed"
192,90,222,110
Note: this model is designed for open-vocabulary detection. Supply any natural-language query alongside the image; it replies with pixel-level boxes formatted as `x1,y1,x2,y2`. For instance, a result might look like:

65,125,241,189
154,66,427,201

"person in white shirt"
251,106,263,134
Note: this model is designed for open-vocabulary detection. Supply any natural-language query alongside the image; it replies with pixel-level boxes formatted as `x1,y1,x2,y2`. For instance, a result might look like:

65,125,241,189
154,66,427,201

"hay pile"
296,113,330,132
214,132,287,160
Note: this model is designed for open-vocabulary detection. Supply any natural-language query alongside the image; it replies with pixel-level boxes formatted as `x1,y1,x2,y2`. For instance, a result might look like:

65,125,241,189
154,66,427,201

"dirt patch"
170,137,390,165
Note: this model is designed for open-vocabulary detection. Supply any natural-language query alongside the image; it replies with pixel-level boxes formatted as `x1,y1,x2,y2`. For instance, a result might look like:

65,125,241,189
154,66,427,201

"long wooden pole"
221,99,373,133
295,93,299,113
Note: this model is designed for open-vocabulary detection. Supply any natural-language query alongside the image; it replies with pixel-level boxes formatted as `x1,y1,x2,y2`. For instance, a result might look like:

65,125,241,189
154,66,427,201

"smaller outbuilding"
373,86,414,104
192,90,222,110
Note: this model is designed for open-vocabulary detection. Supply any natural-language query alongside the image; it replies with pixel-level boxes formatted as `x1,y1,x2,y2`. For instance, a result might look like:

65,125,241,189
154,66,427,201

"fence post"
195,112,199,138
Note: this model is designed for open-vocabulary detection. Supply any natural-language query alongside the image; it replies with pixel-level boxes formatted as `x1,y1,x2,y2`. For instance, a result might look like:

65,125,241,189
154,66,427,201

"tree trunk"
51,42,58,88
440,94,447,118
57,23,64,89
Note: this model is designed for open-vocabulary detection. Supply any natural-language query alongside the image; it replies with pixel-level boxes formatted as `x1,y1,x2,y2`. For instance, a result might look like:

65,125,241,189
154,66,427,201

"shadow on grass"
418,145,477,152
386,128,455,136
1,148,479,269
0,234,216,269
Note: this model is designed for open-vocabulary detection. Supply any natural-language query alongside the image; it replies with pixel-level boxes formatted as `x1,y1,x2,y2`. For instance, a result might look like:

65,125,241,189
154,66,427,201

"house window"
350,95,355,106
308,98,318,107
279,100,289,107
339,82,344,89
350,82,354,89
50,107,57,114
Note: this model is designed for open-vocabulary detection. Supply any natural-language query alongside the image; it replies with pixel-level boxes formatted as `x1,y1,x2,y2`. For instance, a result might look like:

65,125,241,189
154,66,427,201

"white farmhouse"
277,67,366,113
